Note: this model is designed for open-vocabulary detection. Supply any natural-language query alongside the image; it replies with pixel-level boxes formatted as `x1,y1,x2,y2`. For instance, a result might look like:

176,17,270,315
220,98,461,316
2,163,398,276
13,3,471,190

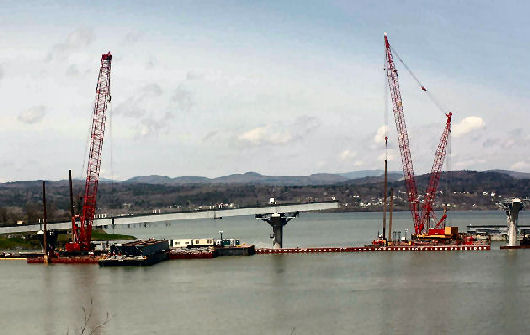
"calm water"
2,211,530,334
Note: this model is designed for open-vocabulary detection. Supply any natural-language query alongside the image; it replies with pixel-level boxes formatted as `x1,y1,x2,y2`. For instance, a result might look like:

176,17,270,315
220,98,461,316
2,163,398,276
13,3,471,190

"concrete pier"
256,212,299,249
500,198,525,247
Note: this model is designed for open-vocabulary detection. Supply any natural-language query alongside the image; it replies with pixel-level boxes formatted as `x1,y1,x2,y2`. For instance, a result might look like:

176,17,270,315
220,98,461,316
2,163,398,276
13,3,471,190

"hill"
0,170,528,226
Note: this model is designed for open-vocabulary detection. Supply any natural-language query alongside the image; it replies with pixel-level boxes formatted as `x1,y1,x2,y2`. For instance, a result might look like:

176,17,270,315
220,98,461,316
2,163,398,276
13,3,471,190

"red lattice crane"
421,112,452,232
66,52,112,252
384,33,451,235
384,33,422,234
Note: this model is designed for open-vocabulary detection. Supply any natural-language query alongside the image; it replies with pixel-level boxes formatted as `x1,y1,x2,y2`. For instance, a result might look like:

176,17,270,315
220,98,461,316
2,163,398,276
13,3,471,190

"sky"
1,0,529,181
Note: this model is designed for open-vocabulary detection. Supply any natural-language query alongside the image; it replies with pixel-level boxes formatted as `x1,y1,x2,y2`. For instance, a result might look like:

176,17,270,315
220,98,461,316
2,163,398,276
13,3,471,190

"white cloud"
377,150,396,161
238,126,292,146
339,149,357,161
510,161,529,171
452,116,485,138
17,106,46,124
353,160,364,167
47,28,94,61
237,116,319,147
374,125,388,144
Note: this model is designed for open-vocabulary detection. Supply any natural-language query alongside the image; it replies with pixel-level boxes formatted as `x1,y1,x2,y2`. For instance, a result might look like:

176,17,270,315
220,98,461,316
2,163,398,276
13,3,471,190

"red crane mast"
66,52,112,252
384,33,422,234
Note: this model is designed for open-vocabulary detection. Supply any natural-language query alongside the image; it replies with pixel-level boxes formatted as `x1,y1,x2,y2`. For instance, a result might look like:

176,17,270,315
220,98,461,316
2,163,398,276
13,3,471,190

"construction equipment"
384,33,452,236
65,52,112,252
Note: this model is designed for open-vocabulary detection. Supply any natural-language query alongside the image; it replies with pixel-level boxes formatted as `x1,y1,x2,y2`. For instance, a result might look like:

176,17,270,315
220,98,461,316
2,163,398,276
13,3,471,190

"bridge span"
0,202,339,234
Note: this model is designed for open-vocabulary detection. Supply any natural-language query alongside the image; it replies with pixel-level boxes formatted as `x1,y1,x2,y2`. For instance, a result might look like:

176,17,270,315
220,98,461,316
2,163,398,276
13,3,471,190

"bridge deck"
0,202,339,234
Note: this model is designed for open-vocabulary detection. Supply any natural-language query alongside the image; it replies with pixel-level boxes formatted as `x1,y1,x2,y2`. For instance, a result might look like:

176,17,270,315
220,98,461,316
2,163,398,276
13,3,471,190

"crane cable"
390,45,448,116
80,97,97,181
108,99,114,192
390,42,454,223
384,51,389,160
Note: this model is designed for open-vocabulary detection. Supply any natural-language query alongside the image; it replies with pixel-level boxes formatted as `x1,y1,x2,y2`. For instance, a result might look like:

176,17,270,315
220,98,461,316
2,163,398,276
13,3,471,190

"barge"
169,247,215,259
98,239,169,266
28,255,100,264
257,244,490,254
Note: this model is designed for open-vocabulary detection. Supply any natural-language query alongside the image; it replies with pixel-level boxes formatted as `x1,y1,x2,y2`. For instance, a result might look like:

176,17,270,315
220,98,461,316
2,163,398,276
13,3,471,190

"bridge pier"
500,198,524,247
256,212,299,249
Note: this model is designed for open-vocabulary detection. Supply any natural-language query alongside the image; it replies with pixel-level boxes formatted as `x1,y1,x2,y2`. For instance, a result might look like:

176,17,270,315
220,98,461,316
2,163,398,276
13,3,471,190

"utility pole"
389,188,394,243
382,136,388,241
69,170,75,218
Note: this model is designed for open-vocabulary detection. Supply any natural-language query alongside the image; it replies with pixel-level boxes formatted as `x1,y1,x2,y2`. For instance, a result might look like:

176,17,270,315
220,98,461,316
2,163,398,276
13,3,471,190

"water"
1,211,530,334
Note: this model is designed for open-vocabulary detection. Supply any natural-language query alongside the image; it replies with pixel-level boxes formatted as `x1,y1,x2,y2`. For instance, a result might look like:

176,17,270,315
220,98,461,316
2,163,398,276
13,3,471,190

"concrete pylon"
500,198,524,247
256,211,299,249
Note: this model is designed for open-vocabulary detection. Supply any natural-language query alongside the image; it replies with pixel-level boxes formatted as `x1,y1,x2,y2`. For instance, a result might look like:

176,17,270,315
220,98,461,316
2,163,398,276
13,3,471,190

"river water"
1,211,530,334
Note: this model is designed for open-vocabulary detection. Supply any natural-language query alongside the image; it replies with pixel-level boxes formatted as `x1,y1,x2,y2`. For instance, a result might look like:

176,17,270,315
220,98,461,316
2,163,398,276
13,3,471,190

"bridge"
0,202,339,236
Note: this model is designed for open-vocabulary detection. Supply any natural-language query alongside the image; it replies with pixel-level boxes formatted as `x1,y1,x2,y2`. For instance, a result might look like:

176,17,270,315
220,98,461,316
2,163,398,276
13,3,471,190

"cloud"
236,116,320,147
114,83,163,118
202,130,218,142
0,65,3,81
377,150,396,161
453,116,485,138
339,150,356,161
145,56,157,70
17,106,46,124
47,28,94,61
238,126,292,145
510,161,529,171
374,125,388,144
136,112,174,138
124,31,143,44
172,86,193,113
66,64,80,77
186,71,203,81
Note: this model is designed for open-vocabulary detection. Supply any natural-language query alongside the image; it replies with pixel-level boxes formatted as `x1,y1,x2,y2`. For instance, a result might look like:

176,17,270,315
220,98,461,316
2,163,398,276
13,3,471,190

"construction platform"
214,245,255,256
99,239,169,266
27,255,100,264
98,253,168,266
500,245,530,250
169,248,214,259
256,244,490,254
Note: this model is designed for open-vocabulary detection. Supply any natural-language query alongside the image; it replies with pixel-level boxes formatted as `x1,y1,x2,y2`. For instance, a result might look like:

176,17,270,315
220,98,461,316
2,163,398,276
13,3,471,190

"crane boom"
66,52,112,252
384,33,453,236
421,112,452,231
384,33,422,234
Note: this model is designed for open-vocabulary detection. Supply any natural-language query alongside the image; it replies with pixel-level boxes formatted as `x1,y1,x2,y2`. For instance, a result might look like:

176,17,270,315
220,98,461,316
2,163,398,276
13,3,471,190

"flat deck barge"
99,239,169,266
500,245,530,250
257,244,490,254
214,245,255,256
99,253,168,266
169,248,215,259
27,255,100,264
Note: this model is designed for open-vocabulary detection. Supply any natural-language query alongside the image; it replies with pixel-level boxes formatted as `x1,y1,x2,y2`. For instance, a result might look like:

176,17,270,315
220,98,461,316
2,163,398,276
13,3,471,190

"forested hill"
0,170,528,226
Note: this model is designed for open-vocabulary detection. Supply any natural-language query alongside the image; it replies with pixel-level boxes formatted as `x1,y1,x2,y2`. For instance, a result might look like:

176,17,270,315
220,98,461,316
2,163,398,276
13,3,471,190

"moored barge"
98,239,169,266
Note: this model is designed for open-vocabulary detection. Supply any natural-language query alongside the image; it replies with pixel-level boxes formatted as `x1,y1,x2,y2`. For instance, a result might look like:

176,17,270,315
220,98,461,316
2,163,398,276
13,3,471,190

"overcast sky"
1,1,529,181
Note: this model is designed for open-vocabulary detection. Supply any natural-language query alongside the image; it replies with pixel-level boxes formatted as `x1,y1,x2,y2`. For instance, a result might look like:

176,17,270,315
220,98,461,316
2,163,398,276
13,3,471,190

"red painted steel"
66,52,112,252
384,34,421,233
423,112,452,230
384,34,452,235
27,256,101,264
